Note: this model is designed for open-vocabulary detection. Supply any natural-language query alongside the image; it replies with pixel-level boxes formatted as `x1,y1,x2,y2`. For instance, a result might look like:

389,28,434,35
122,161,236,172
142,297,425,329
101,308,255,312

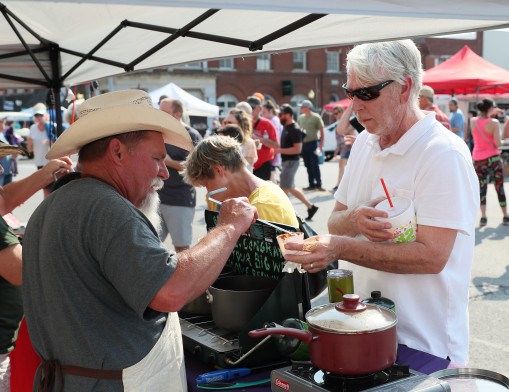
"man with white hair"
283,40,479,365
22,90,257,391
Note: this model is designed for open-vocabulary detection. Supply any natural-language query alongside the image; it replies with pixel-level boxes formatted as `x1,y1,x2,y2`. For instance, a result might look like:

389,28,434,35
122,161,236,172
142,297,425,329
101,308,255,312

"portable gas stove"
271,362,451,391
180,270,312,369
180,314,242,368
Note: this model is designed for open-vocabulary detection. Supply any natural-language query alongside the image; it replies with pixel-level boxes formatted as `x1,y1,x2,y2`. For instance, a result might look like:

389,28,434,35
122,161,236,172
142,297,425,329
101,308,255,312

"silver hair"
182,135,246,186
346,39,423,103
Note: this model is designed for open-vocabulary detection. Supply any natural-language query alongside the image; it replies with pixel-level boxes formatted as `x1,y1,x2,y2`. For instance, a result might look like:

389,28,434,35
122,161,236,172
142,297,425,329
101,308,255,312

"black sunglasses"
342,80,394,101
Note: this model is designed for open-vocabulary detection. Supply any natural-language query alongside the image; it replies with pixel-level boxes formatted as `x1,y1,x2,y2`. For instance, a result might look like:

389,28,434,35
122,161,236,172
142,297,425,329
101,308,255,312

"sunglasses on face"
342,80,394,101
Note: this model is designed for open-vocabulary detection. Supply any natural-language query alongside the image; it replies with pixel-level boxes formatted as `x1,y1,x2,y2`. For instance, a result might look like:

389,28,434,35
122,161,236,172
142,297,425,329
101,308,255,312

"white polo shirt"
336,113,479,364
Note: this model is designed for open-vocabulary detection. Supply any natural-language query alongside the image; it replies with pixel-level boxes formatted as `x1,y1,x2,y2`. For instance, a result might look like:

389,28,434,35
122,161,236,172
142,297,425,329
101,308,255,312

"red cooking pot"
249,294,397,375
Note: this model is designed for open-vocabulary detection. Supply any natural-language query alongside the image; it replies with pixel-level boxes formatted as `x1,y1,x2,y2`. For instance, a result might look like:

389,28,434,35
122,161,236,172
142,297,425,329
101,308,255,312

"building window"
329,94,340,103
434,55,451,66
219,58,234,70
217,94,238,117
256,54,271,71
326,51,340,73
170,61,203,70
293,51,306,71
185,62,202,69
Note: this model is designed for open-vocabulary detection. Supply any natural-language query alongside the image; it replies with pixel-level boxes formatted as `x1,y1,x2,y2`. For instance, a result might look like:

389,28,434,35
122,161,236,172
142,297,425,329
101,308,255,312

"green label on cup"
392,215,417,243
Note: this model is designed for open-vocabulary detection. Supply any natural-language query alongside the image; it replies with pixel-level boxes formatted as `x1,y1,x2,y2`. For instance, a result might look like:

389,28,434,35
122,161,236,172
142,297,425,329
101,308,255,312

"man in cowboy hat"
0,141,72,390
22,90,257,391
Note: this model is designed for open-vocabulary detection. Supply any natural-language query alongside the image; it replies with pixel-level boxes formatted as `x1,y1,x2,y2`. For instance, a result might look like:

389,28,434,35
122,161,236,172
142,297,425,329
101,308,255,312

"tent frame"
0,2,325,134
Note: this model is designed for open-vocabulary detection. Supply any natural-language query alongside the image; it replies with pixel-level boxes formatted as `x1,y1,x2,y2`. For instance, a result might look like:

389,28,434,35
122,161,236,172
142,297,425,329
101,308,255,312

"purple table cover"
186,344,452,391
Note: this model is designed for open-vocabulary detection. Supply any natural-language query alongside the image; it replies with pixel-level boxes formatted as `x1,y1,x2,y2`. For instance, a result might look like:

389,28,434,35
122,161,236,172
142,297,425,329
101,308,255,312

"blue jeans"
302,140,321,188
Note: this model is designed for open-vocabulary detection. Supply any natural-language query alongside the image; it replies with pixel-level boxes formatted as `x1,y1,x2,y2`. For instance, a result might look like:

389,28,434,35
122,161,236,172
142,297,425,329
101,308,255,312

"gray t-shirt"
22,178,178,391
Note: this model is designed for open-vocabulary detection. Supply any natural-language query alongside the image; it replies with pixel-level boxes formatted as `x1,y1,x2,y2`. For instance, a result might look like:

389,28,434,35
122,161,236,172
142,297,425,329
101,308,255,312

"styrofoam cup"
276,232,309,256
375,196,416,243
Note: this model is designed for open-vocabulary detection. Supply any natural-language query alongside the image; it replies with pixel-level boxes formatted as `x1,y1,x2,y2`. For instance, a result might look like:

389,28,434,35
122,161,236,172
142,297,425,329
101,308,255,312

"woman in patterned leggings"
470,98,508,226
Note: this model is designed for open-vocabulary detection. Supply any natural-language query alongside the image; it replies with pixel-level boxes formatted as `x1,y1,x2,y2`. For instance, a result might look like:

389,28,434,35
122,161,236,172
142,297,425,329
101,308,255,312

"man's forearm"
328,210,359,237
0,170,52,214
329,235,447,274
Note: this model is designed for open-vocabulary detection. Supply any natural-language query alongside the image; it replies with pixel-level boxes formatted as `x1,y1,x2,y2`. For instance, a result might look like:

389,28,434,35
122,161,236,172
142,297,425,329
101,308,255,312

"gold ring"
310,263,314,269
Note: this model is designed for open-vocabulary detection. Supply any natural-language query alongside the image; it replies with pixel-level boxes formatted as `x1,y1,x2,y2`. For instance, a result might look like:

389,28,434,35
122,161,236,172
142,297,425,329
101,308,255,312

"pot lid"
430,368,509,391
305,294,397,333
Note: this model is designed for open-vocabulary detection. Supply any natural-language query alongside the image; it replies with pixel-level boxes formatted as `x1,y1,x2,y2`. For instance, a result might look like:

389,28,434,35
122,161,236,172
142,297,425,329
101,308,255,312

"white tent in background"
149,83,219,118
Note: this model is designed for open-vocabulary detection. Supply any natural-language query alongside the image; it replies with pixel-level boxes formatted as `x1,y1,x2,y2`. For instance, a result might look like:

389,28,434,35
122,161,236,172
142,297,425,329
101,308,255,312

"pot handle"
248,327,313,344
205,289,213,304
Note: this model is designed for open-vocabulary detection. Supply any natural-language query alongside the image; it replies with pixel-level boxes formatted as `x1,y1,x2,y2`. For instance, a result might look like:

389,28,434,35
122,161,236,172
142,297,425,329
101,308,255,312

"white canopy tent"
1,0,509,132
149,82,219,117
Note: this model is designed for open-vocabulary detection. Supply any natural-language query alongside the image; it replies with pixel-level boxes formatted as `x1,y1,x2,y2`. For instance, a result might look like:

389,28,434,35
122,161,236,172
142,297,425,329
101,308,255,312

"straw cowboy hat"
0,141,25,158
46,90,193,159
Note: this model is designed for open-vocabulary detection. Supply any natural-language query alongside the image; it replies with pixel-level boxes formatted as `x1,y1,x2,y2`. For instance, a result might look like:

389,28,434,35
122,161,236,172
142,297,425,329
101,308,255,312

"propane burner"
273,362,451,391
319,365,410,390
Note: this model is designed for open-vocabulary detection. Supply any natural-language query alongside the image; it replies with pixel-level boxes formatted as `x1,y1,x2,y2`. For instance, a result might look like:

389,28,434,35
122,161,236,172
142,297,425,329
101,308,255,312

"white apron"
122,312,187,392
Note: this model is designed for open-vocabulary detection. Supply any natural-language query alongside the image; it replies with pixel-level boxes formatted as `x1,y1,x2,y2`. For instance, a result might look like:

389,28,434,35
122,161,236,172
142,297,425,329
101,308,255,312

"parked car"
322,121,338,161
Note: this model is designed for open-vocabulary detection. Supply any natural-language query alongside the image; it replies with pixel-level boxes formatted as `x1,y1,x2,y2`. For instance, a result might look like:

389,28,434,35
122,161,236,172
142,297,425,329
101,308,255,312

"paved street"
11,156,509,376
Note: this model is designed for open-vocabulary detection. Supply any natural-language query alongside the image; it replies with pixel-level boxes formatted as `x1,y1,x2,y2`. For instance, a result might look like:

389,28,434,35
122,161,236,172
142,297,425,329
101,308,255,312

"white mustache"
151,178,164,191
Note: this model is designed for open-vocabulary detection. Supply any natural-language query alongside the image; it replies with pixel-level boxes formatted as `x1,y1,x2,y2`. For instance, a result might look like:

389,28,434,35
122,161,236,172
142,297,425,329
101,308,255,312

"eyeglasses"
333,111,342,115
342,80,394,101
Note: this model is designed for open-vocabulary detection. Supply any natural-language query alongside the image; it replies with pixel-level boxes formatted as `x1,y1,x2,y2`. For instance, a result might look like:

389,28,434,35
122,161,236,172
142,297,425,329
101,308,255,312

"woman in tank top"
470,98,508,226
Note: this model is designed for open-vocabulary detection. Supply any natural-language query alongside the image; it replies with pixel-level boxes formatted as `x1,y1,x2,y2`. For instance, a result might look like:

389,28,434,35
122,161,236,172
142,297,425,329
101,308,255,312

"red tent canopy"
323,98,351,111
423,45,509,95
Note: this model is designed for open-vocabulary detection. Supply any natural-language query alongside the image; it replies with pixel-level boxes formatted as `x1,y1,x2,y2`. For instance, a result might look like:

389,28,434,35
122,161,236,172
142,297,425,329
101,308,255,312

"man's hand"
42,157,73,184
217,197,258,235
348,197,395,242
284,235,339,272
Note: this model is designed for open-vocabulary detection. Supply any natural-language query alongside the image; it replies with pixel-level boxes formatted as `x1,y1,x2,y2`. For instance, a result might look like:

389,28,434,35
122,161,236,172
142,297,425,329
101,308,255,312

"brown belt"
36,359,122,392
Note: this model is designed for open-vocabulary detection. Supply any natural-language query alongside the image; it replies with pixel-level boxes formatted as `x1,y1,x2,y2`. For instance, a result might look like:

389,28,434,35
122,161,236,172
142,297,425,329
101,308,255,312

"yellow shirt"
248,182,299,228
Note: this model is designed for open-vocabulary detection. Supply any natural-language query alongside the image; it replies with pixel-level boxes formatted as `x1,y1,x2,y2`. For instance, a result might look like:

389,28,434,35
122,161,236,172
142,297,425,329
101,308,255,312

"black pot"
208,275,278,332
180,265,235,315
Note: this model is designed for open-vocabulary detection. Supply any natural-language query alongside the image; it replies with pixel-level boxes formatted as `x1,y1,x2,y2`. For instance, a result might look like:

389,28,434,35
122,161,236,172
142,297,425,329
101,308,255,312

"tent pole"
49,43,63,138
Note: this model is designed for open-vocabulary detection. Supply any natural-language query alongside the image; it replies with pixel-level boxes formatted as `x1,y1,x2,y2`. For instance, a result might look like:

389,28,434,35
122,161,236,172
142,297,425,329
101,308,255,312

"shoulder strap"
474,119,497,149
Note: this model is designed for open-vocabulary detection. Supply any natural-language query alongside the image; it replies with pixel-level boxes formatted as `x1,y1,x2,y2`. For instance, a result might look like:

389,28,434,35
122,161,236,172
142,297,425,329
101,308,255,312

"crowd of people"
0,37,508,391
416,85,509,226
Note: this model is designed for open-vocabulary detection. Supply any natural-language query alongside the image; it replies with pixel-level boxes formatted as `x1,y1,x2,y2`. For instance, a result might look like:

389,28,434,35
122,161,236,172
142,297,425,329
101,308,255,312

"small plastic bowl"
276,232,309,256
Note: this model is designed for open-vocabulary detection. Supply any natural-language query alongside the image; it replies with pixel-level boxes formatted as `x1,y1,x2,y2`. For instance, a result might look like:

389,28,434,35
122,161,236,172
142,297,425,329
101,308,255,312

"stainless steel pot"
430,368,509,391
208,275,278,332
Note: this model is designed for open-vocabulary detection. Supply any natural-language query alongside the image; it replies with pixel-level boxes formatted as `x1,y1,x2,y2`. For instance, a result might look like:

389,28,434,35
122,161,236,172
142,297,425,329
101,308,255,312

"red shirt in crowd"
252,117,277,170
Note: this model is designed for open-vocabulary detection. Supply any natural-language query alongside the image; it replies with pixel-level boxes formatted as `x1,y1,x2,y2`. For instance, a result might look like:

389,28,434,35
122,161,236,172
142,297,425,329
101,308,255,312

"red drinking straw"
380,178,393,208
